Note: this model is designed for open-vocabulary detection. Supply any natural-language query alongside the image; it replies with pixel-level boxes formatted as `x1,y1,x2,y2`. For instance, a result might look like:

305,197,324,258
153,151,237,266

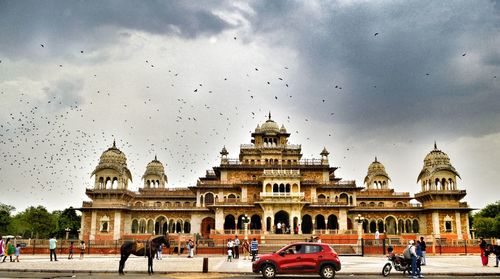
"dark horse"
118,235,170,275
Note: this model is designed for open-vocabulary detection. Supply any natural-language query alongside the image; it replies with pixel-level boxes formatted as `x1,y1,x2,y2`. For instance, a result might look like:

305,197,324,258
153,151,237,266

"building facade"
80,116,472,241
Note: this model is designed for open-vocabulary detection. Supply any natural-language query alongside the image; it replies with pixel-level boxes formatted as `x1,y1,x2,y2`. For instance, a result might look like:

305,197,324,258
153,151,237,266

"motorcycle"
382,252,418,277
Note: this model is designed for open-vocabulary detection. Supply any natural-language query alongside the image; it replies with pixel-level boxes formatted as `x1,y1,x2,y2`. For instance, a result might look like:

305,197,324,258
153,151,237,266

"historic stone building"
80,115,472,241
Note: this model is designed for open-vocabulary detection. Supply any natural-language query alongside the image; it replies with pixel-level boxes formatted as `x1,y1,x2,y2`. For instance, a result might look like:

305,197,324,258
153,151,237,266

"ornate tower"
142,156,168,189
91,140,132,190
364,157,390,190
415,143,471,239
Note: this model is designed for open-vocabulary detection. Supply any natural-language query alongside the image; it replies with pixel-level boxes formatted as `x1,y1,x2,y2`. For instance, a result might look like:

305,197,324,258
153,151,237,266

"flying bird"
374,33,379,36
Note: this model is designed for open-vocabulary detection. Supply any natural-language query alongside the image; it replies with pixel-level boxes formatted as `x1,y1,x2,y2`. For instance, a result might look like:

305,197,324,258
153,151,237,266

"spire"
375,156,378,162
154,155,157,161
268,111,272,120
434,141,437,150
113,139,116,148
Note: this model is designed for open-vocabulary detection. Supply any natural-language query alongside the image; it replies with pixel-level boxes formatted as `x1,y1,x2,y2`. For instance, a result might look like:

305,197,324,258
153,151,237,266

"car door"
301,244,323,271
279,244,303,272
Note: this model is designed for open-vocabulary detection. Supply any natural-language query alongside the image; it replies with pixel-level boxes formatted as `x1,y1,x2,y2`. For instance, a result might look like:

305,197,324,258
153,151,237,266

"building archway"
155,216,167,235
275,210,289,231
250,215,261,230
315,215,326,230
412,219,420,233
302,214,313,234
205,192,214,205
237,214,246,230
377,220,384,233
201,217,215,238
385,216,397,235
327,214,338,230
369,220,377,233
224,215,236,230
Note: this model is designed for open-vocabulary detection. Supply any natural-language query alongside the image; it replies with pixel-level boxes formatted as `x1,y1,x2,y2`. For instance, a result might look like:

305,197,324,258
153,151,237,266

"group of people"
0,235,21,263
226,236,259,262
479,237,500,267
48,236,86,261
402,237,427,279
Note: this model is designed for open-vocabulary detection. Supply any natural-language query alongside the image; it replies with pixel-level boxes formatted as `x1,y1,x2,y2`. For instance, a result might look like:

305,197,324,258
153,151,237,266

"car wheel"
382,263,392,277
261,264,276,279
320,265,335,279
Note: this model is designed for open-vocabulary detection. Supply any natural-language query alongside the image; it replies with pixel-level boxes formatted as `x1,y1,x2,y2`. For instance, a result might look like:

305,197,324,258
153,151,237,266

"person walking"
375,230,380,245
79,241,85,260
68,241,74,259
227,246,233,262
2,239,14,262
276,222,282,234
187,239,194,258
157,243,163,260
480,237,489,266
227,238,234,259
250,238,259,262
408,240,423,279
234,235,240,259
49,236,58,261
14,244,21,262
242,238,250,260
420,237,427,265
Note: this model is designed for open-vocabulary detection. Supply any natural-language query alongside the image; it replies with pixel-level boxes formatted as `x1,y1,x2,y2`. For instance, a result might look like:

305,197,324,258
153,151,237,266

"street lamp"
65,228,71,240
354,214,365,240
243,214,250,237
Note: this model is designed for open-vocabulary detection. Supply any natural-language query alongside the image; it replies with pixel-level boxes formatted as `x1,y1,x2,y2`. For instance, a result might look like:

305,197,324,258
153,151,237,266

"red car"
252,242,341,279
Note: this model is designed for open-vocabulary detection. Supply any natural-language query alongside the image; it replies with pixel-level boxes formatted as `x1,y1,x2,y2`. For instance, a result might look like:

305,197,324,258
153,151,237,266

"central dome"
98,141,127,166
260,119,280,132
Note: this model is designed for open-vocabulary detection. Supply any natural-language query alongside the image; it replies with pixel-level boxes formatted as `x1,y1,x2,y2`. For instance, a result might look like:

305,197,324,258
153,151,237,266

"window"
303,245,322,254
100,221,109,232
445,221,452,232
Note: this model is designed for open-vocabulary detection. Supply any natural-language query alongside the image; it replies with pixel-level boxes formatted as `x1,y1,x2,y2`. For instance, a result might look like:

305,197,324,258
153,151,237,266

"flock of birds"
0,32,494,209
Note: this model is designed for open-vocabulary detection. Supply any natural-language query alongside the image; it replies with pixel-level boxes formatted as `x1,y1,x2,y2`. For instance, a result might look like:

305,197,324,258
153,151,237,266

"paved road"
0,272,499,279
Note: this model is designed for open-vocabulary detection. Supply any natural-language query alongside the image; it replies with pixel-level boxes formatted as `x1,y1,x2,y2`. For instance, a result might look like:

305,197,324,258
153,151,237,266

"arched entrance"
302,214,313,234
315,215,326,230
275,211,289,233
327,215,338,230
385,216,397,235
237,214,246,230
250,215,261,230
224,215,235,230
201,217,215,238
154,216,167,235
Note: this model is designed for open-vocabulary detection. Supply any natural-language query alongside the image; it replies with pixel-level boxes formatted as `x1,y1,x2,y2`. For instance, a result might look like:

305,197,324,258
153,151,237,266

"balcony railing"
240,144,301,150
223,158,324,166
259,192,305,198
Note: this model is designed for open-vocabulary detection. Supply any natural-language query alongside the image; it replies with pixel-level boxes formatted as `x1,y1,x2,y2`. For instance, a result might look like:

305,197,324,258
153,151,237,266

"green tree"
0,203,15,235
473,201,500,238
20,206,57,238
56,207,81,239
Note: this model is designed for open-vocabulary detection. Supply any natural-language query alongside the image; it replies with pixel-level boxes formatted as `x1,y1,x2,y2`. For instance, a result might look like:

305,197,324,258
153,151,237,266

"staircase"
259,234,314,254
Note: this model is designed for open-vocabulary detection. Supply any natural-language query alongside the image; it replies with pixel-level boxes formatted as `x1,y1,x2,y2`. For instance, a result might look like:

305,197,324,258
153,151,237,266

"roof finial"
434,141,437,150
113,139,116,148
268,111,272,120
375,156,378,162
154,154,157,161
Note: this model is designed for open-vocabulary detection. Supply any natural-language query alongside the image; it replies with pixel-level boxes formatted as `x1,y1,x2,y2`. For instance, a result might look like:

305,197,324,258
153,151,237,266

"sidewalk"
0,254,499,276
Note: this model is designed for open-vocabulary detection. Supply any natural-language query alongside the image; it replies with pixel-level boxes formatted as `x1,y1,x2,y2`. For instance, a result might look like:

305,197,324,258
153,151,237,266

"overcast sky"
0,0,499,213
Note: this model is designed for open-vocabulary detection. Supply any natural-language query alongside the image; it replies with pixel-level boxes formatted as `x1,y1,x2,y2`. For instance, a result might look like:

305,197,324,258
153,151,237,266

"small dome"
91,140,132,182
98,140,127,166
364,157,390,183
280,124,287,133
142,155,167,182
417,143,460,182
220,146,228,156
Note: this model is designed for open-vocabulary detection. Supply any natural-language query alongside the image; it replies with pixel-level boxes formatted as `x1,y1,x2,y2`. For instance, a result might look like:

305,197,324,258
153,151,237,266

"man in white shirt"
375,230,380,245
276,222,282,234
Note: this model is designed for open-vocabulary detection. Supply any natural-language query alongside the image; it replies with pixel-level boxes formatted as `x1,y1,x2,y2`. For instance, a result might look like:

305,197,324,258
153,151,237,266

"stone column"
339,209,347,232
80,212,86,240
113,211,121,240
241,186,248,202
455,212,463,240
432,212,440,238
90,211,97,241
196,191,201,207
215,208,224,231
